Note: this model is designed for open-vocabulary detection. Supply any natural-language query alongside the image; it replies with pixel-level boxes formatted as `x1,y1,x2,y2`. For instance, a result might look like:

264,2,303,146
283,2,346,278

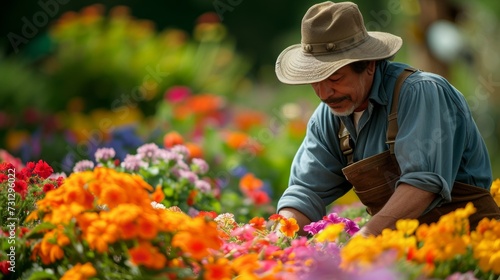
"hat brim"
275,32,403,85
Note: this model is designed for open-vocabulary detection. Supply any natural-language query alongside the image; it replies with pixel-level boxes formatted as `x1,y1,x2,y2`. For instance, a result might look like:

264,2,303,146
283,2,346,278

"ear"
366,61,376,76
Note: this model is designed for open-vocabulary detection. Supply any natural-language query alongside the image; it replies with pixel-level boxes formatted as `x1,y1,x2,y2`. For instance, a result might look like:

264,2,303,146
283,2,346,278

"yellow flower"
491,178,500,206
340,235,384,269
315,223,345,243
61,262,97,280
395,219,419,236
470,218,500,274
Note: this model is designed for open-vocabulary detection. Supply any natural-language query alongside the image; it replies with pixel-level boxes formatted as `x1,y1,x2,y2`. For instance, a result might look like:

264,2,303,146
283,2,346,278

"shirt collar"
367,60,389,106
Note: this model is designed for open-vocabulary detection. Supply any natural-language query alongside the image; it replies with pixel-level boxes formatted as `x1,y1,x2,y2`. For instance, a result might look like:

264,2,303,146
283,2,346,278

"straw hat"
275,1,402,85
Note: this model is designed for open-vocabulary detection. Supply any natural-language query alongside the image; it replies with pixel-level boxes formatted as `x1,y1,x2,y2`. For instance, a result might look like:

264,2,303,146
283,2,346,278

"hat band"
301,30,369,55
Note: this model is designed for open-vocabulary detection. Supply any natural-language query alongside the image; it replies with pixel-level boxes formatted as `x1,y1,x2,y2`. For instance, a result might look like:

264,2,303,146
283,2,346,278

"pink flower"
164,86,192,103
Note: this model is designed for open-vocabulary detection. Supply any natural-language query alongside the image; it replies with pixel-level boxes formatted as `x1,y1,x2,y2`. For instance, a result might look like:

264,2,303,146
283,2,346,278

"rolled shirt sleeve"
277,107,352,222
394,72,492,210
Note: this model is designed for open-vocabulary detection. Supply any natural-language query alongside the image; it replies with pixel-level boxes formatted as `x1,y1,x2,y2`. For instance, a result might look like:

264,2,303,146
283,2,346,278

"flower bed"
1,145,500,280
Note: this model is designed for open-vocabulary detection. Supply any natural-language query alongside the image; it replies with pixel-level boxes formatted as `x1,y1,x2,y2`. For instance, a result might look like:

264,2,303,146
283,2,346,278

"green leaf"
24,222,57,239
27,271,58,280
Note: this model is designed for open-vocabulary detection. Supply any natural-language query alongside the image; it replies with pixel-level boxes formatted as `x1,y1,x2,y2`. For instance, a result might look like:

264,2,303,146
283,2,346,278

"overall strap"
338,67,417,165
338,120,353,165
386,67,417,153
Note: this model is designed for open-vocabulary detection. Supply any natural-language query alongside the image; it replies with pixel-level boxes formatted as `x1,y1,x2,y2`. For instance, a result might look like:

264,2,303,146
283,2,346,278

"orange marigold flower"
172,231,211,260
84,219,120,253
185,94,224,115
239,173,263,193
98,183,128,208
61,262,97,280
225,131,249,150
231,253,260,274
129,241,167,270
163,131,184,148
185,142,204,159
158,210,190,232
249,217,266,231
234,110,266,131
279,218,300,238
137,213,159,240
63,185,94,209
151,185,165,203
172,219,221,260
203,258,232,280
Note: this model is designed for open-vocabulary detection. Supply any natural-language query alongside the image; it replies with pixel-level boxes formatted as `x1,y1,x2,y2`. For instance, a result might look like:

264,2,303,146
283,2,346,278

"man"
275,1,500,236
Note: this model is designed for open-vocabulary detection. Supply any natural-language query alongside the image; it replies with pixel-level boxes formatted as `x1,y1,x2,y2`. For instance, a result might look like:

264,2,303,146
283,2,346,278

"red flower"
54,176,65,187
269,214,284,221
42,183,56,193
0,260,10,275
21,162,36,178
13,180,28,199
33,160,53,179
18,227,30,238
0,162,15,172
197,211,218,220
248,190,271,205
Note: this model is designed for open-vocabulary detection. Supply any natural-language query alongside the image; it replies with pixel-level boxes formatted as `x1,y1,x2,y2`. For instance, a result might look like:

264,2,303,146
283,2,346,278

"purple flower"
73,160,94,173
137,143,160,161
191,158,209,174
177,169,198,183
157,149,180,163
446,272,478,280
94,147,116,162
195,179,211,193
170,145,189,159
121,154,147,172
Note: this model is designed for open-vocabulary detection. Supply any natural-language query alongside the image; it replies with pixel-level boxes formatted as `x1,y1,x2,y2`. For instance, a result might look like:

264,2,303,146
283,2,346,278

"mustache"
321,96,351,104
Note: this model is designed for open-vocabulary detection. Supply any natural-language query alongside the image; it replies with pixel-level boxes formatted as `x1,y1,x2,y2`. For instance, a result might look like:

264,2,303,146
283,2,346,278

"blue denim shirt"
277,60,493,222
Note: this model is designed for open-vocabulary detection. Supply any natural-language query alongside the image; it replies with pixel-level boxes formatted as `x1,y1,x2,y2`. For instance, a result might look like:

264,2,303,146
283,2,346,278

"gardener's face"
311,61,375,116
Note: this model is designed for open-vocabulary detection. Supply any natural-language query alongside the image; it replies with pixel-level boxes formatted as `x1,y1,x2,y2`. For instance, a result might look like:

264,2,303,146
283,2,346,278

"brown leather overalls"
339,68,500,230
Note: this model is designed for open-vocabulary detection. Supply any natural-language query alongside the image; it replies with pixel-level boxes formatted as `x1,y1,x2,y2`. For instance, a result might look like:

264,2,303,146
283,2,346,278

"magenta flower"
164,85,191,103
304,213,359,236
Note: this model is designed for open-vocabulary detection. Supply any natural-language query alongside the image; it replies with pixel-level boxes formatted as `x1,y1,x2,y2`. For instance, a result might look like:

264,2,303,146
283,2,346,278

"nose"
312,81,334,100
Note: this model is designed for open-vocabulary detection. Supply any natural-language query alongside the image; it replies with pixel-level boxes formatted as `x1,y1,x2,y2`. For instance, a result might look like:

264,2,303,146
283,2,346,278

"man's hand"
278,207,312,236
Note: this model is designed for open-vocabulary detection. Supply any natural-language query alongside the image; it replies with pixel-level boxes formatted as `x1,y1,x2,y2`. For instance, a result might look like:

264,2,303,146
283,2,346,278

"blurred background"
1,0,500,203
